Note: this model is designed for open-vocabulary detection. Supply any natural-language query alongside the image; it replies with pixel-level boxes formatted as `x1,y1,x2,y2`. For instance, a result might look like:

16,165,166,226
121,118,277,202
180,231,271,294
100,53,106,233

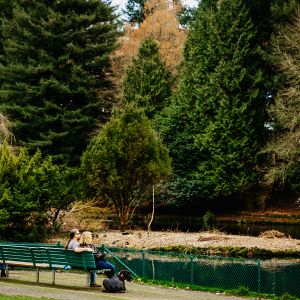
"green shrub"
0,142,77,241
234,286,251,296
203,210,216,230
280,293,298,300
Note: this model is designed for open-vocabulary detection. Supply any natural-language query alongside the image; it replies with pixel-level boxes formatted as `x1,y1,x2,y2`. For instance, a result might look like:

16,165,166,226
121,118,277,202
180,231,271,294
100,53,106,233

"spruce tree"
81,104,171,229
0,0,118,166
192,0,266,198
0,0,16,63
124,0,145,24
123,38,172,119
159,0,268,204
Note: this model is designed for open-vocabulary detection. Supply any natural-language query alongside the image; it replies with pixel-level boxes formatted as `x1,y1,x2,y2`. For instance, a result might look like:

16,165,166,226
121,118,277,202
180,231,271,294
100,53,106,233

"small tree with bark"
81,104,171,230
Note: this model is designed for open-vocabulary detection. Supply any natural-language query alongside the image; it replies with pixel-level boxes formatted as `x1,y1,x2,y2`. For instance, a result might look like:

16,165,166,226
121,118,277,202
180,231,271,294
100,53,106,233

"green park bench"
0,242,63,248
0,244,109,287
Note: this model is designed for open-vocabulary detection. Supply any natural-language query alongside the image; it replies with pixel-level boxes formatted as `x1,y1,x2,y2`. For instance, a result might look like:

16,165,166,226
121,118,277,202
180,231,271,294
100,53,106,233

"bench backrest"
0,242,63,248
0,245,96,271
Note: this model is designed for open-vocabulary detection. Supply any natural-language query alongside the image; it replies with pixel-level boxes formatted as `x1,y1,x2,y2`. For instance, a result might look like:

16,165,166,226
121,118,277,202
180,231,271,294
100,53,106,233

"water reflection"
218,222,300,239
122,215,300,239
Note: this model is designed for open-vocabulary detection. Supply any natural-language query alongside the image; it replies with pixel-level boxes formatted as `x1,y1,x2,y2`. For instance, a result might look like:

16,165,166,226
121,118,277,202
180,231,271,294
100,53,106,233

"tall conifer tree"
0,0,16,63
123,38,172,119
125,0,145,24
159,0,268,204
0,0,118,166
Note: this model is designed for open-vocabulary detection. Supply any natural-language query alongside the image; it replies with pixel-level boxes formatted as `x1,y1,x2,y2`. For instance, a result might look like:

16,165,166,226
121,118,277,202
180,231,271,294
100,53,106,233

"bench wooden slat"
67,251,96,271
2,247,34,265
31,248,48,264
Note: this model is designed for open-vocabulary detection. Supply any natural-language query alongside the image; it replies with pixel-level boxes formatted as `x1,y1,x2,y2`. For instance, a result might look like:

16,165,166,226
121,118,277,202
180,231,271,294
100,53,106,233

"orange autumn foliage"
112,0,187,79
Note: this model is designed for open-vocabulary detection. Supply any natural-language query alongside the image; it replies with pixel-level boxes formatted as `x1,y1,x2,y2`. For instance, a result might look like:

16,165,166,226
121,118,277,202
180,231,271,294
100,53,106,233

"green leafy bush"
203,210,216,230
0,142,77,241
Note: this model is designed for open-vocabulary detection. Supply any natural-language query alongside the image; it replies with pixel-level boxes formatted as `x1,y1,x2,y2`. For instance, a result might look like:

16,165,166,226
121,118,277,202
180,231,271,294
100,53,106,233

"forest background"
0,0,299,241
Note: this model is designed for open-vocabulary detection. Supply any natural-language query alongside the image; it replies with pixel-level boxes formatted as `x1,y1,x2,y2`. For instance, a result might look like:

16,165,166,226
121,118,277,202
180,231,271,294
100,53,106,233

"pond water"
218,222,300,239
132,215,300,239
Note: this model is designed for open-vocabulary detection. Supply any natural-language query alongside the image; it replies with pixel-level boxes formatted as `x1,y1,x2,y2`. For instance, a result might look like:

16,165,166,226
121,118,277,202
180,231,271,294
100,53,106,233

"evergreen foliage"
123,38,173,119
81,104,171,229
270,0,299,25
124,0,145,24
0,142,77,241
202,210,216,230
0,0,16,62
0,0,118,166
158,0,268,204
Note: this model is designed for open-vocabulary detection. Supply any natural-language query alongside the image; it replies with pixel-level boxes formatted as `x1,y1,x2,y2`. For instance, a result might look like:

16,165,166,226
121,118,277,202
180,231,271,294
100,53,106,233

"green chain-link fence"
103,245,300,298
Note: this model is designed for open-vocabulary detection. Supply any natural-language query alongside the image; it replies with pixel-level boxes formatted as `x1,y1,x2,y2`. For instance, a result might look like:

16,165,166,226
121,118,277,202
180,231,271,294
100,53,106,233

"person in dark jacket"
80,231,115,279
103,269,133,293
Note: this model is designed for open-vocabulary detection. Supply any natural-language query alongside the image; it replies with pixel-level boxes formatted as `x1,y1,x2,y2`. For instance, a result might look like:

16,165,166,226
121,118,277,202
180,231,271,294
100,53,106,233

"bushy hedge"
151,245,300,259
0,143,78,241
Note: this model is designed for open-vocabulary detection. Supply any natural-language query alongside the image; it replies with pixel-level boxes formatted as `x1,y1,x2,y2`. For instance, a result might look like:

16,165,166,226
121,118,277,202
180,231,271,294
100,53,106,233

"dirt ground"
52,229,300,252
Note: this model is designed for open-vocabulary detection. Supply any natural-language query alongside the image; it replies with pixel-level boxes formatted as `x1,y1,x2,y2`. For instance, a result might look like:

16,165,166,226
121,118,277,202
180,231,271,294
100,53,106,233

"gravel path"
83,230,300,252
0,270,249,300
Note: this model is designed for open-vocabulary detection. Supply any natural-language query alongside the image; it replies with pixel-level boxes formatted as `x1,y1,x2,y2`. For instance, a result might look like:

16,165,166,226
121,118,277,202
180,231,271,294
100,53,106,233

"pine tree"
124,0,145,24
0,0,118,166
0,0,16,63
192,0,266,198
81,103,171,229
123,38,172,118
159,0,268,204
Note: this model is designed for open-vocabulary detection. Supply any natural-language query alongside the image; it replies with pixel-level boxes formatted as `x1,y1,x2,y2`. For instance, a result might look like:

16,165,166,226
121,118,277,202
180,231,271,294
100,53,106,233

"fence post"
257,259,261,294
142,250,145,278
190,254,194,285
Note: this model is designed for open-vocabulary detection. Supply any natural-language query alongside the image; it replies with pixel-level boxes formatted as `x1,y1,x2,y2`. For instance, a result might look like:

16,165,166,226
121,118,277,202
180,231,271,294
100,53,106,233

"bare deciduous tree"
263,10,300,190
112,0,187,77
0,113,14,145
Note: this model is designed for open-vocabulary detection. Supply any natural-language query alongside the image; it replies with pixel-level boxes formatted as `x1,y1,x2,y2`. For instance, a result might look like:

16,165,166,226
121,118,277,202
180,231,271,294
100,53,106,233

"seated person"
65,228,100,287
80,231,115,279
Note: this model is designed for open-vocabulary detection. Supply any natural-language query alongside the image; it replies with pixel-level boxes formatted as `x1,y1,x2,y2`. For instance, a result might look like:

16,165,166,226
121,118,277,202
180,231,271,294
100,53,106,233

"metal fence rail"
103,245,300,298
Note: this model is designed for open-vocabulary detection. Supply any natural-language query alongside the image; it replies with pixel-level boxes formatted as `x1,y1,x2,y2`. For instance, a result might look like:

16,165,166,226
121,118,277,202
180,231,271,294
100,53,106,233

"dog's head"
118,269,133,282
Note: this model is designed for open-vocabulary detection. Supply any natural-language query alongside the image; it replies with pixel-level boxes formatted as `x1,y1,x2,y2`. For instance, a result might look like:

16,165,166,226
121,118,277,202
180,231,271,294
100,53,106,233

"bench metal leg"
52,269,56,285
86,272,90,288
36,267,39,283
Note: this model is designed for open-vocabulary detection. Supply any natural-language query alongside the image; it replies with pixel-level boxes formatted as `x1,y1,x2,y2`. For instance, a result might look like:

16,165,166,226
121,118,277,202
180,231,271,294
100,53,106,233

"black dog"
103,269,133,293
